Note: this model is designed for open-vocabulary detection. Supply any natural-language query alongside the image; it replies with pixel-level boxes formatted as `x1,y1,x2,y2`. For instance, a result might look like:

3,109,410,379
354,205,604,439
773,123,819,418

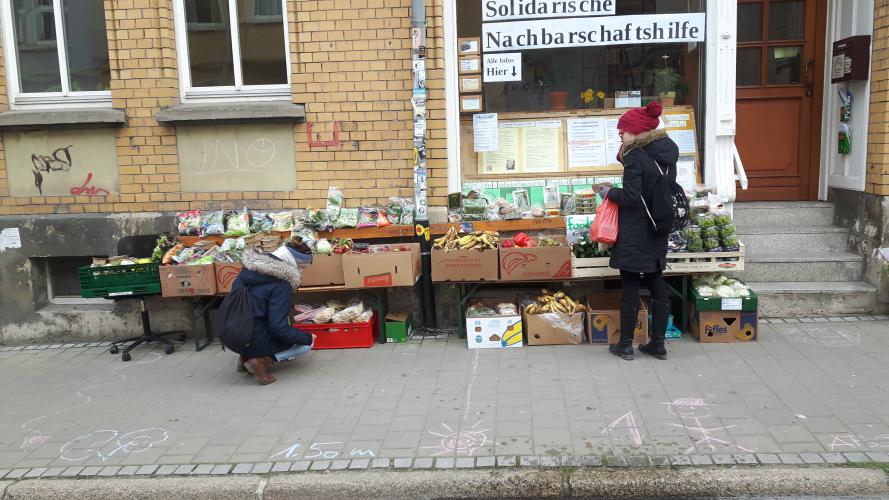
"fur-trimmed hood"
240,248,302,290
621,129,679,166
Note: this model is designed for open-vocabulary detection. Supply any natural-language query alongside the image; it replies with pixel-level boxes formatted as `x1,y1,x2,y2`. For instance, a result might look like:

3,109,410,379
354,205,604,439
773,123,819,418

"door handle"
804,58,814,97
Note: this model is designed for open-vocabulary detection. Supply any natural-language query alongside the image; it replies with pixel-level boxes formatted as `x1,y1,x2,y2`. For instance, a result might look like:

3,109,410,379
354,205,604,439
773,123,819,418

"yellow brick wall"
0,0,446,216
867,0,889,195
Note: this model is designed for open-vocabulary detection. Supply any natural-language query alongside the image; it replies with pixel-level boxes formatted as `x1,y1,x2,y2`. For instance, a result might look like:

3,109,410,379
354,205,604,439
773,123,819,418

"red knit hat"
617,101,663,135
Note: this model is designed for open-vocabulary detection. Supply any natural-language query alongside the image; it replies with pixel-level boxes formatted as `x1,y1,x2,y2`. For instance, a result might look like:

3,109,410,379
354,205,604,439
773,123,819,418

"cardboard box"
585,292,649,345
499,237,572,281
160,264,217,297
523,311,586,345
431,247,499,282
466,301,523,349
214,262,242,294
691,308,758,343
343,244,421,288
301,254,345,287
385,312,413,343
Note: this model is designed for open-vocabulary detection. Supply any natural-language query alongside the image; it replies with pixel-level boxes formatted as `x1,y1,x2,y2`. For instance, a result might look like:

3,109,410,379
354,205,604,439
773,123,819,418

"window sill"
0,107,126,130
155,101,305,125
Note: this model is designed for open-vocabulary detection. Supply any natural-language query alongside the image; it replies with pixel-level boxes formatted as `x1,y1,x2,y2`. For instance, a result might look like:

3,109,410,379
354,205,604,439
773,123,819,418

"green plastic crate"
78,263,161,298
691,286,758,312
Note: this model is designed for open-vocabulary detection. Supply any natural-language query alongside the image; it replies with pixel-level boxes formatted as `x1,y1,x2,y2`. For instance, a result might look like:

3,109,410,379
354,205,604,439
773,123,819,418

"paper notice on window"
522,122,561,173
480,126,520,174
667,129,697,154
0,228,22,251
566,117,607,168
605,118,622,165
676,158,697,193
473,113,499,152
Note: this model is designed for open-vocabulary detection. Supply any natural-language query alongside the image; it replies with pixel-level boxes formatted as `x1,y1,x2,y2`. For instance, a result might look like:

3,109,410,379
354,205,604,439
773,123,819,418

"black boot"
639,299,669,360
609,304,638,360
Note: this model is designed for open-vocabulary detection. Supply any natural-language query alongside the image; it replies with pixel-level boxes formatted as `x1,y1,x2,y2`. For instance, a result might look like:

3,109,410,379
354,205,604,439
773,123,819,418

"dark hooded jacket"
231,248,312,358
606,129,680,274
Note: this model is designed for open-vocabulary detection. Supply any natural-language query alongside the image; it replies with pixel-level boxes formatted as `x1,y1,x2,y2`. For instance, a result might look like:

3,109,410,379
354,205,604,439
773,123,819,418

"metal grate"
48,257,93,297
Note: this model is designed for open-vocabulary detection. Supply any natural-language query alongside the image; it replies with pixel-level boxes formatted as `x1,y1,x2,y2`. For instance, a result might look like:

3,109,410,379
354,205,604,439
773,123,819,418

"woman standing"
595,101,679,361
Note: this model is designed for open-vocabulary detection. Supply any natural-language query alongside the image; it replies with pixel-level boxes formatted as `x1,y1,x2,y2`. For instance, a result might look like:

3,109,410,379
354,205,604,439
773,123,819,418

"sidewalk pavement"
1,317,889,482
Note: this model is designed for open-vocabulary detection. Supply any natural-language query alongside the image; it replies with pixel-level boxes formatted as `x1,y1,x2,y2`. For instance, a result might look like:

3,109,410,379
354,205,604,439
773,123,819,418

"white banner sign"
483,13,706,52
483,0,615,22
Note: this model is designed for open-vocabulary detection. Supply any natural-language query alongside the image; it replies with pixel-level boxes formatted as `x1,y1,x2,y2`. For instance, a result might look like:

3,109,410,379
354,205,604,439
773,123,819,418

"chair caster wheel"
177,334,186,341
110,345,119,354
164,345,174,355
122,352,131,362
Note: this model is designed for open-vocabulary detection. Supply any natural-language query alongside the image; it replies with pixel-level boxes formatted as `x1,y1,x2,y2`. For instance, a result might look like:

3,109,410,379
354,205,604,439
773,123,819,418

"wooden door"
735,0,827,201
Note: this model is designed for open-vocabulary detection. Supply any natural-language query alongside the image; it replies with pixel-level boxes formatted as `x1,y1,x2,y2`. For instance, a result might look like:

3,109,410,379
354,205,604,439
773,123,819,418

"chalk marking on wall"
20,352,162,450
602,411,643,446
59,428,169,462
421,421,491,456
190,137,278,176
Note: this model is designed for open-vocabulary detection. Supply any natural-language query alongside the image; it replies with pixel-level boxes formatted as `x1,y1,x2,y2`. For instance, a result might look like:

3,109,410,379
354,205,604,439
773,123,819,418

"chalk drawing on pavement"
270,441,376,460
59,428,169,462
421,421,491,456
602,411,643,446
785,327,861,346
663,397,755,455
829,434,889,451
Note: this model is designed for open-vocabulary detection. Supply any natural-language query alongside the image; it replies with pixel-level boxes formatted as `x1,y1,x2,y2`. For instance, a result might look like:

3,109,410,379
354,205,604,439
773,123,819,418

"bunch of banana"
524,289,587,315
433,228,500,252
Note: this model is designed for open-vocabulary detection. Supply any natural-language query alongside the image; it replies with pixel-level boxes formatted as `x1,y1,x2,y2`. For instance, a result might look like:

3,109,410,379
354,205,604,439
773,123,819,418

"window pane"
737,47,761,86
768,1,804,40
62,0,110,91
185,0,235,86
12,0,62,93
767,46,802,84
737,3,763,42
238,0,287,85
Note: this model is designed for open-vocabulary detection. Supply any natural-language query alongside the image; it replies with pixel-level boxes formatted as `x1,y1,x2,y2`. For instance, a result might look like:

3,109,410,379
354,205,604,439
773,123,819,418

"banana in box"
465,301,523,349
432,228,500,282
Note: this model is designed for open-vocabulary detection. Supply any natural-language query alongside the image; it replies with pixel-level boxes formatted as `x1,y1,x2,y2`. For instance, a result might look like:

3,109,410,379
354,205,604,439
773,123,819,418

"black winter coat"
606,129,680,274
231,249,312,358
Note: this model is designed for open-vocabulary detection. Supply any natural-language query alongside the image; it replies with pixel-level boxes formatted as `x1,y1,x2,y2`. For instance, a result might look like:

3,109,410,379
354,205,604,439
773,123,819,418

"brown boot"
236,354,248,373
246,357,277,385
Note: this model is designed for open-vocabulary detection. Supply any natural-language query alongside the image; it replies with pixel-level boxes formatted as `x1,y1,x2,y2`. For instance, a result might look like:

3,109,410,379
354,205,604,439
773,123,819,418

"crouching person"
232,238,315,385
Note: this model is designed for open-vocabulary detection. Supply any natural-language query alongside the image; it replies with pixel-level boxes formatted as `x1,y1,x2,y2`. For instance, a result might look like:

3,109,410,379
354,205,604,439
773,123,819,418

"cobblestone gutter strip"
2,467,887,500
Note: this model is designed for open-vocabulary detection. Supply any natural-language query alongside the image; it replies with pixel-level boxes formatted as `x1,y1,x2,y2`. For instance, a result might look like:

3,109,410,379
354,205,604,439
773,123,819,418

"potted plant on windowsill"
645,54,683,107
544,66,576,111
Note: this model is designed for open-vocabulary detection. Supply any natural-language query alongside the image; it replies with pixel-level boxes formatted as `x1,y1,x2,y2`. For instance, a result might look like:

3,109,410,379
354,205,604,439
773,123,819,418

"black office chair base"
109,297,186,362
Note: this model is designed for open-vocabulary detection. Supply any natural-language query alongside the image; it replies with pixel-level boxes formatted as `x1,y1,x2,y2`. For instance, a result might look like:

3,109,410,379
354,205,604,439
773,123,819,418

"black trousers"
619,270,668,344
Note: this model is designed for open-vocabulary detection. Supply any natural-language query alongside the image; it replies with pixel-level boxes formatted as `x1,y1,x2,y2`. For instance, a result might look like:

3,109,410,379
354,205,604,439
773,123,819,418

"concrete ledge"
3,467,888,499
0,108,126,130
155,102,305,125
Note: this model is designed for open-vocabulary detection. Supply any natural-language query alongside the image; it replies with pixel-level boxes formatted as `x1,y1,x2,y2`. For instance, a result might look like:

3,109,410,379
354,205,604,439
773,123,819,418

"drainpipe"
411,0,436,327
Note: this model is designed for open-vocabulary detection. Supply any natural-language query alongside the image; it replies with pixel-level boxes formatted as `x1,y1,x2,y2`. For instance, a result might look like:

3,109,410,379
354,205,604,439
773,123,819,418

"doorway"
734,0,827,201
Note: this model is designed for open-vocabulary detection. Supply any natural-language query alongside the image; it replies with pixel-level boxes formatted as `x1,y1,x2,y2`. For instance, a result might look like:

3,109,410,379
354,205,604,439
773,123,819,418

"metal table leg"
374,289,388,344
191,296,221,352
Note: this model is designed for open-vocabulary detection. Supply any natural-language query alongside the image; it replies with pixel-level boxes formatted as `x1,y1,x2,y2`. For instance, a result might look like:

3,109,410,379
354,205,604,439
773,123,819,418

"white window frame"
0,0,112,109
172,0,291,102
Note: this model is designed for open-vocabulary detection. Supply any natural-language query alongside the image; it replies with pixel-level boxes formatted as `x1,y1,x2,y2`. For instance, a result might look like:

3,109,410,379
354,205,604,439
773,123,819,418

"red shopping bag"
589,197,619,244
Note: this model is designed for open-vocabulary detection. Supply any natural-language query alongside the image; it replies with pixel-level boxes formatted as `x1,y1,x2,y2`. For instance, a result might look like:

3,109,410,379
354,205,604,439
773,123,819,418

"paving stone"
310,461,331,471
519,456,538,467
800,453,825,464
843,452,870,463
42,467,67,478
191,464,215,475
330,460,351,471
393,458,413,469
251,462,272,474
209,464,232,475
711,454,735,465
79,466,103,477
779,453,803,464
627,456,650,467
497,456,518,467
455,457,475,468
582,455,604,467
99,466,121,477
61,467,84,477
476,456,496,468
270,462,291,473
650,456,670,467
865,452,889,463
670,455,692,466
349,459,370,470
756,454,781,465
0,470,10,479
435,457,455,469
135,465,158,475
173,465,194,475
24,468,47,478
607,456,629,467
539,456,560,467
560,456,582,467
820,453,847,464
232,463,253,474
690,455,713,466
412,458,434,469
733,454,758,465
371,458,390,469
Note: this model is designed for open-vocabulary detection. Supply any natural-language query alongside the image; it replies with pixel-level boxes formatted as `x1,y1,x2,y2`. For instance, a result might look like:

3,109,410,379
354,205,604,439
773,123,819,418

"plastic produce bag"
224,208,250,237
271,212,294,231
201,210,224,236
589,197,619,244
357,207,378,228
335,208,360,228
326,186,343,222
400,203,415,225
177,210,202,236
250,211,273,233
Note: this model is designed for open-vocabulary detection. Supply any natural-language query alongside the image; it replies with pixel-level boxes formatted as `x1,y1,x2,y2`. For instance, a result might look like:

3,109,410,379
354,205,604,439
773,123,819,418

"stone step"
736,225,849,253
736,252,864,282
733,201,835,227
747,281,878,318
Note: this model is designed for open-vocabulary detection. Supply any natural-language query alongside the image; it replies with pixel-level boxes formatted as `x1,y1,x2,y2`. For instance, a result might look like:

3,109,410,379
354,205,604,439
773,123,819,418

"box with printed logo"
431,247,499,282
499,236,571,281
342,244,421,288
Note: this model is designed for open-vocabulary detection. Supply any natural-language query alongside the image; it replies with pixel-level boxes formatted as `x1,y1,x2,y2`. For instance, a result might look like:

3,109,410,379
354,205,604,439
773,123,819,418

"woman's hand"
593,182,612,195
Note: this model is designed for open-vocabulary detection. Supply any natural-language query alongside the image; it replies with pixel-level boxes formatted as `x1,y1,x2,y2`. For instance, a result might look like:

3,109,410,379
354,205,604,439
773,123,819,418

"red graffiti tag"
69,173,110,197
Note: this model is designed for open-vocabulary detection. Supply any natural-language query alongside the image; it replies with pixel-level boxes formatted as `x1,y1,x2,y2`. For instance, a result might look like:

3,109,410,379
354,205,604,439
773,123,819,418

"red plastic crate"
293,314,378,349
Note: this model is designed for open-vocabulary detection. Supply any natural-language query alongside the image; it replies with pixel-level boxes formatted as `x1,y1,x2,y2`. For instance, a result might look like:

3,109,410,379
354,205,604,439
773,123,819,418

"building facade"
0,0,887,343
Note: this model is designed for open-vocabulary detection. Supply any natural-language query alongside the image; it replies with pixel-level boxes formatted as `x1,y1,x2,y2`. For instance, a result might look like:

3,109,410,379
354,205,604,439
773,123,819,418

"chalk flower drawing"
59,428,169,462
421,421,490,456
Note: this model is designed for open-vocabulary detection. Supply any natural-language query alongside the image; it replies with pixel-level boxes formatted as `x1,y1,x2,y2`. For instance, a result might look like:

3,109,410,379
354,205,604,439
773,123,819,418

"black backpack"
215,285,254,354
641,159,690,236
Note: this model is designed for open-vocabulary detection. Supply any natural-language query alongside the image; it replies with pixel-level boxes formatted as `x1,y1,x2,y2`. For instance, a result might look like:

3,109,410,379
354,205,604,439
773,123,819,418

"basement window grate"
47,256,93,298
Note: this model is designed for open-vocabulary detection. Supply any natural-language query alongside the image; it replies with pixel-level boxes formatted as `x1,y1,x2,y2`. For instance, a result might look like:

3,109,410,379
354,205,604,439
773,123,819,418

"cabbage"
314,238,333,256
697,286,715,298
715,285,735,298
